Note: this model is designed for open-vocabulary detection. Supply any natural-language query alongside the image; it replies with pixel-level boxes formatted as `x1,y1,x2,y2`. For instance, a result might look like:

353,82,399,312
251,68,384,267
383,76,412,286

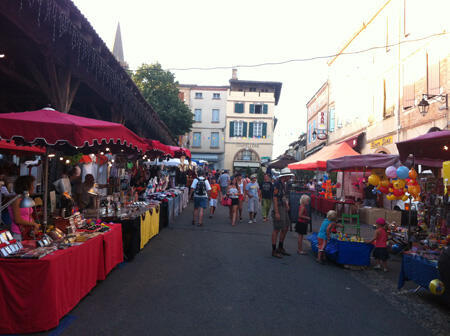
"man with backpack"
189,170,211,226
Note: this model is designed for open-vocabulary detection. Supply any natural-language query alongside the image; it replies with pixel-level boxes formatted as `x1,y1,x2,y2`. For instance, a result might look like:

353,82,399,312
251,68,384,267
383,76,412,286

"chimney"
232,68,238,80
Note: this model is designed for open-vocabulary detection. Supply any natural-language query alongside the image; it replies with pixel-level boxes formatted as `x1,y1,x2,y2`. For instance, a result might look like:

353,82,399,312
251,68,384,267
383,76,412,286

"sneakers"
277,248,291,256
248,220,253,224
383,268,389,272
272,250,283,259
373,265,382,270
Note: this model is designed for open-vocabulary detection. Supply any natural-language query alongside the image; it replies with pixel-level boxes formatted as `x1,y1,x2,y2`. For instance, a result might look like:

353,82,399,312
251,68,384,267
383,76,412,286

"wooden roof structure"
0,0,175,145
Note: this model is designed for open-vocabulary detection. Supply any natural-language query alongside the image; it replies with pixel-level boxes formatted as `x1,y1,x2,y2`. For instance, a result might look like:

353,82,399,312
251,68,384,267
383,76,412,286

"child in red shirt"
209,178,221,219
369,217,389,272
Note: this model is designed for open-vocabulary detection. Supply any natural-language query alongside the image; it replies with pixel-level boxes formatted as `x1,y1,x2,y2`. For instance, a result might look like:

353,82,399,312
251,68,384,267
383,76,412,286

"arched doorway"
233,149,260,174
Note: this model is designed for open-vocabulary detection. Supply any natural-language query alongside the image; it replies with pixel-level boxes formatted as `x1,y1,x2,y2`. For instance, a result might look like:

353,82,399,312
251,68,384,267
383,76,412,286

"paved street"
38,204,450,336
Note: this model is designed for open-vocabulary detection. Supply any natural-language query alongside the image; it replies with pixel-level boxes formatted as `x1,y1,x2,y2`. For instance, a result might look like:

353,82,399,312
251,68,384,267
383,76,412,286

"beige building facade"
305,82,328,157
224,71,282,173
325,0,449,154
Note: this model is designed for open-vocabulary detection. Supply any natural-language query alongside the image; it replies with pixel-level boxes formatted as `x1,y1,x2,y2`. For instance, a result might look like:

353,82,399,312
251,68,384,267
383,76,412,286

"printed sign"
370,135,393,149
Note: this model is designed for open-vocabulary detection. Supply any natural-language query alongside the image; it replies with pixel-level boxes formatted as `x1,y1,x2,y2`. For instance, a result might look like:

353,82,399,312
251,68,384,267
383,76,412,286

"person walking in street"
271,168,294,258
218,170,230,195
227,180,240,226
260,174,274,222
208,177,221,219
235,173,246,222
296,194,311,255
317,210,337,264
369,217,389,272
246,174,261,223
189,170,211,226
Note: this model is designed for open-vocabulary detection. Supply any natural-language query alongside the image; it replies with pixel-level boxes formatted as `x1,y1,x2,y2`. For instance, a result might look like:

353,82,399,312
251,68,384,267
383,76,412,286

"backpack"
195,178,207,196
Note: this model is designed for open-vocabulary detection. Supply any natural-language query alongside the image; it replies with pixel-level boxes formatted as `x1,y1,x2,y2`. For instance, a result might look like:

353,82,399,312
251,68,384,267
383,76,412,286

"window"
213,93,221,99
312,120,316,141
235,149,259,161
329,108,335,133
234,103,244,113
249,122,267,138
195,92,203,99
212,109,220,122
194,109,202,122
427,52,440,96
249,87,257,92
249,104,268,114
210,132,219,148
229,121,247,137
193,132,201,147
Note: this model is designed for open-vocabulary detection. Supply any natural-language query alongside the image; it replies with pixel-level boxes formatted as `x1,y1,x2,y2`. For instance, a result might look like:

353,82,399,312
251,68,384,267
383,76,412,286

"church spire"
112,22,127,68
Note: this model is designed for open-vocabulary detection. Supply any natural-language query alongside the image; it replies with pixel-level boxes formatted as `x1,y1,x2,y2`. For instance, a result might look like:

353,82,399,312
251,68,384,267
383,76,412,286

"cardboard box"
385,209,402,225
366,208,386,226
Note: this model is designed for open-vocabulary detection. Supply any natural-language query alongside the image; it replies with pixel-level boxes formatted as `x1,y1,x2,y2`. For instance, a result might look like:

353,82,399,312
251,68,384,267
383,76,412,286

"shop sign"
370,135,393,149
238,143,259,148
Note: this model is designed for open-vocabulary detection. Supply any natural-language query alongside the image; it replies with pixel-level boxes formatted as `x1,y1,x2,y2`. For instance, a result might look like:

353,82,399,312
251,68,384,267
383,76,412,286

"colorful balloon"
429,279,445,295
409,168,418,180
396,166,409,179
378,186,389,194
393,188,404,197
379,179,390,188
368,174,380,186
393,179,406,190
385,166,397,179
386,194,396,201
401,195,409,202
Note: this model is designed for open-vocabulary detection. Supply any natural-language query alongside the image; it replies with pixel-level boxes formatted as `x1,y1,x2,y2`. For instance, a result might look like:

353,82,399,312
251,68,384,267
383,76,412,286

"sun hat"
251,174,257,179
376,218,386,225
279,167,294,177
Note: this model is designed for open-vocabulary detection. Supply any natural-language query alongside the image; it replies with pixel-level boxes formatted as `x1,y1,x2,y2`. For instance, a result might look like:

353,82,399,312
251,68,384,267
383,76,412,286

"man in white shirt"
189,170,211,226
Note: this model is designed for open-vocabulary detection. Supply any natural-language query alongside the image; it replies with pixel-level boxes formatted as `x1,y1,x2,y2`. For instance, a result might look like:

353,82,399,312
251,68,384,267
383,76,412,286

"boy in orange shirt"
209,178,222,218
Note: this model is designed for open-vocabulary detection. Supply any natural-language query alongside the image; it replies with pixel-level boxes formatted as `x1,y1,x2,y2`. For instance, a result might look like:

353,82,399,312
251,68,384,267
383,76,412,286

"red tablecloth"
0,224,123,334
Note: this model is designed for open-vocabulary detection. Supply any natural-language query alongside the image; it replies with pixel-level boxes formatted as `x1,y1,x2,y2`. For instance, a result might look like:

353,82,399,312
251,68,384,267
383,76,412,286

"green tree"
132,63,193,137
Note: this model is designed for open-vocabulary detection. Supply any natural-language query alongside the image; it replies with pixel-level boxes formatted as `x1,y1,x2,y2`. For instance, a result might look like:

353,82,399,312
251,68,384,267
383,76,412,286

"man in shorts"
218,170,230,194
271,168,294,258
189,170,211,226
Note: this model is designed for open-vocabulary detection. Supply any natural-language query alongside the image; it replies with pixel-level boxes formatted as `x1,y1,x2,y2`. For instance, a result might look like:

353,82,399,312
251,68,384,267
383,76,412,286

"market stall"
394,130,450,298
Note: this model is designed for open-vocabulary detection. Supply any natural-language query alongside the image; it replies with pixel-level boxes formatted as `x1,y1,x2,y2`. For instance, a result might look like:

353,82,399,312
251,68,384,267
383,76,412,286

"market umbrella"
143,139,174,158
288,142,359,171
396,130,450,167
326,154,401,172
266,154,297,169
0,108,149,228
0,139,45,155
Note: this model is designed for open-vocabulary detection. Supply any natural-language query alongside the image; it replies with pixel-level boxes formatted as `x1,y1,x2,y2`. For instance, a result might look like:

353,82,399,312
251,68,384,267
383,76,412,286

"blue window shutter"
262,122,267,137
308,124,311,143
235,103,241,113
329,108,335,132
229,121,235,137
250,104,255,114
263,104,268,114
249,122,254,137
243,122,247,137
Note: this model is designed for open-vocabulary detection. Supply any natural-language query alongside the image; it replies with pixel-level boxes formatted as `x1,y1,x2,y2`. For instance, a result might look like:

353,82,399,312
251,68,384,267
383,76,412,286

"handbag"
221,197,232,206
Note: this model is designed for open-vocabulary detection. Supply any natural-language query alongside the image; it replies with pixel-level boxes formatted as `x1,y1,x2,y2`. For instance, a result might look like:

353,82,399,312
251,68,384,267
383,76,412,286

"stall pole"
43,147,49,232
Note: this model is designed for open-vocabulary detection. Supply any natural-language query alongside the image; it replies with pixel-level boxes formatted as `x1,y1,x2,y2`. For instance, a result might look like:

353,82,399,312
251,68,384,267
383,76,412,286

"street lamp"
418,93,448,116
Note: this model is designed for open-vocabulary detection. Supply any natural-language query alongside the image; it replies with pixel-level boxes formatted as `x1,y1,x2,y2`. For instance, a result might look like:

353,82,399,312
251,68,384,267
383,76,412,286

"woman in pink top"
8,175,39,241
369,217,389,272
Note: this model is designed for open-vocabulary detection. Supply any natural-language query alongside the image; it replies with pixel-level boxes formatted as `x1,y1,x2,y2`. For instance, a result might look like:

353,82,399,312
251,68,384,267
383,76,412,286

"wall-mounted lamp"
418,93,448,116
312,129,327,141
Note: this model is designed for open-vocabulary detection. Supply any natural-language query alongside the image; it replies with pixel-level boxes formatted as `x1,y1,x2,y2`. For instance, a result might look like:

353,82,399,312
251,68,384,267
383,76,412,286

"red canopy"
144,139,174,158
0,140,45,155
0,108,147,152
288,142,359,171
169,146,191,159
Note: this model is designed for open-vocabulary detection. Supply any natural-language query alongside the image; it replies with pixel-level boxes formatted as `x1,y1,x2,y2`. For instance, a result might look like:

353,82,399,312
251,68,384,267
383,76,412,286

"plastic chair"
341,213,360,236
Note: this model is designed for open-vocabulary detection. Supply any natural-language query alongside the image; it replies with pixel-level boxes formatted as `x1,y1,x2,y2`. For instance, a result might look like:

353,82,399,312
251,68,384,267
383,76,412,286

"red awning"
168,146,192,159
288,142,359,171
0,108,147,152
0,140,45,155
143,139,174,158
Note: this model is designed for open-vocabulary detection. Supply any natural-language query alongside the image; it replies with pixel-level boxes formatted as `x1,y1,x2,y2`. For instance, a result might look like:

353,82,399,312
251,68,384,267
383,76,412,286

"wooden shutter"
234,103,242,113
248,122,253,137
229,121,234,137
263,104,268,114
243,122,247,137
262,123,267,137
427,53,440,96
250,104,255,114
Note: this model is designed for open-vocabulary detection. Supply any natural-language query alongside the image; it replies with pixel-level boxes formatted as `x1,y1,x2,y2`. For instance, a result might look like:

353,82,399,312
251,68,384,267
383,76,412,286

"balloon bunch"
367,166,421,201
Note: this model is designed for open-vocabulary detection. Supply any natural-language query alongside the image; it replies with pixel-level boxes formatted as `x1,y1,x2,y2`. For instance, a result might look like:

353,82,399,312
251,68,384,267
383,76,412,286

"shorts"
231,198,239,206
317,237,327,251
295,221,308,235
248,197,259,213
194,197,208,209
373,247,389,261
272,207,290,230
220,185,228,194
209,198,218,207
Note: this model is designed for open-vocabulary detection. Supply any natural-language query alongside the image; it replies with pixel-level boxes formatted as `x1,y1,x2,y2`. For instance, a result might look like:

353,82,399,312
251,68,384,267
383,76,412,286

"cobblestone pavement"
33,203,449,336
